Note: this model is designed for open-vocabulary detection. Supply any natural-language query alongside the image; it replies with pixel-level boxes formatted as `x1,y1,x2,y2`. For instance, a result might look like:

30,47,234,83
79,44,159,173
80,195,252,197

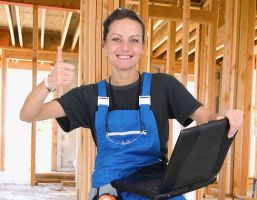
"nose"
120,40,130,51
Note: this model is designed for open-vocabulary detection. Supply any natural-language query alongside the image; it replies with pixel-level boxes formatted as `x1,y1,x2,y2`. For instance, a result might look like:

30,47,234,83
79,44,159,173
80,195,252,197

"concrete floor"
0,183,76,200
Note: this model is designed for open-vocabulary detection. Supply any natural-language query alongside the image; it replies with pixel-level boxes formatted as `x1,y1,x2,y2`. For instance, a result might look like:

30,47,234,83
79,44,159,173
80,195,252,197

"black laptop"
111,118,235,200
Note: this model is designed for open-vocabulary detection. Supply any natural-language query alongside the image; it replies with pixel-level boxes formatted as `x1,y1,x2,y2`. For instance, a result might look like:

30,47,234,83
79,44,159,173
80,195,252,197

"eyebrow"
110,33,141,38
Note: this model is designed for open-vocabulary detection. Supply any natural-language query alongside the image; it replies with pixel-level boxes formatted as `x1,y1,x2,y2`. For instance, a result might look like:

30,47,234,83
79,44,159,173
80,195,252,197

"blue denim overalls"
92,73,186,200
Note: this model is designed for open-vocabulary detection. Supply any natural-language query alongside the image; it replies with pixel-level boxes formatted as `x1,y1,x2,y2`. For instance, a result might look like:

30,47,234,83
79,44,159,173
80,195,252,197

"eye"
112,37,121,42
130,38,140,43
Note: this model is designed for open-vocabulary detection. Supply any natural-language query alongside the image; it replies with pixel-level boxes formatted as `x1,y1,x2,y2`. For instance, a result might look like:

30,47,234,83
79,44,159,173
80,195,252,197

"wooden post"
166,21,176,75
233,0,256,196
147,18,153,73
206,0,219,112
197,24,207,104
218,0,236,198
139,0,149,73
31,4,38,186
255,57,257,179
0,49,7,171
181,0,190,86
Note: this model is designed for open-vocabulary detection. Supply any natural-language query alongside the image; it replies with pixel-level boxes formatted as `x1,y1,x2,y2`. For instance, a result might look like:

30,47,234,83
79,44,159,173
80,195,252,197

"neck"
109,70,139,86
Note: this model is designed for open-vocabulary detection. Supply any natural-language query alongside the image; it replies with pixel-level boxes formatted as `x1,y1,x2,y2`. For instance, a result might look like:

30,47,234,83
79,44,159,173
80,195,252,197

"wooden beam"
15,6,23,47
7,59,52,71
181,0,190,85
139,0,149,73
0,29,10,47
40,9,46,49
60,11,73,49
71,24,80,52
0,49,7,170
166,21,176,75
149,4,214,24
0,0,80,11
147,18,153,73
2,47,78,61
4,5,15,46
218,0,235,198
31,4,38,186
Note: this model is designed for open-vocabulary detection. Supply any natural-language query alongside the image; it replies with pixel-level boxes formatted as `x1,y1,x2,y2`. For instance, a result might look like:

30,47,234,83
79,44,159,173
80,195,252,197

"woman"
20,8,243,200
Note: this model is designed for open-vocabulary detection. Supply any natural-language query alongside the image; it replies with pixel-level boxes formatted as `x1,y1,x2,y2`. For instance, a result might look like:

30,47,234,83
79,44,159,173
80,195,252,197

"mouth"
116,55,133,59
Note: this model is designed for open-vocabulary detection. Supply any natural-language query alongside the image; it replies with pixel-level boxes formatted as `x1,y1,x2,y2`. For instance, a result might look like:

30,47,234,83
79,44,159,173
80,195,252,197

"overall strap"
139,72,152,109
97,80,109,112
141,72,152,96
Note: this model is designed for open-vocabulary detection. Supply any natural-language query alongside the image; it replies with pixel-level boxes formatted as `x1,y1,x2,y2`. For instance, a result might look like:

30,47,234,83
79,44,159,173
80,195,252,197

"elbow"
19,110,34,123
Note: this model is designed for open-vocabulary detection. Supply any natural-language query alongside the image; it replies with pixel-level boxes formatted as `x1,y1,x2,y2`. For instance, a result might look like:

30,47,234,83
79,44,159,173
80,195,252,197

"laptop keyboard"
138,179,162,192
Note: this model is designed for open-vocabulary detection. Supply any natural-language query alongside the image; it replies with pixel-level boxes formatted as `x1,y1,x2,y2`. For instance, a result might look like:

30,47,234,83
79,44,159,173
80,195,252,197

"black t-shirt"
56,73,202,160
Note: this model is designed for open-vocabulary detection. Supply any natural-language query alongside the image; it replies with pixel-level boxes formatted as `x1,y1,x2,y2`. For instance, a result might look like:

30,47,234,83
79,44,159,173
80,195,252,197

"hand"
216,110,243,138
47,46,75,89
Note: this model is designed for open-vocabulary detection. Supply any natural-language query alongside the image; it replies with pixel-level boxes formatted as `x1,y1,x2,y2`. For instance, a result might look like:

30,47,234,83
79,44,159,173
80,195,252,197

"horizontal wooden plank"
0,0,80,11
149,5,214,24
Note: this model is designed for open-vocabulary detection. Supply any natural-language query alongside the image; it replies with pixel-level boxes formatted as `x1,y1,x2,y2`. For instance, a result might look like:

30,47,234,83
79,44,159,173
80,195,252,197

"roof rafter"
15,5,23,47
0,0,80,11
71,24,80,52
4,4,15,46
40,8,46,49
60,11,72,49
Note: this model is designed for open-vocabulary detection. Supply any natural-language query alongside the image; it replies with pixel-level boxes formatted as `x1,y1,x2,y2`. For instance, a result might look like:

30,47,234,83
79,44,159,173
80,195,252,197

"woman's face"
103,18,144,71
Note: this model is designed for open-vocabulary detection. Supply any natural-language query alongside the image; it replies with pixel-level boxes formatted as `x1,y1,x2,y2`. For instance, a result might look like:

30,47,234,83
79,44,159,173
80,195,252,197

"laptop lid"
111,118,235,199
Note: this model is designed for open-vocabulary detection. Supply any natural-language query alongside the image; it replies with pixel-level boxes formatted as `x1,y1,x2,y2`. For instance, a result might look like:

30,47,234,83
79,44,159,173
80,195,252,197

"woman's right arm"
20,47,75,122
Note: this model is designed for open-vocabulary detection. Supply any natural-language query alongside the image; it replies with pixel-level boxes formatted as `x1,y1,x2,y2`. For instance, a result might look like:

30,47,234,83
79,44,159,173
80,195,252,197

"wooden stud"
218,0,236,198
166,21,176,75
0,49,7,171
96,0,103,82
240,0,255,195
139,0,149,73
255,56,257,179
147,18,153,73
181,0,190,86
206,0,219,112
102,0,109,80
31,4,38,186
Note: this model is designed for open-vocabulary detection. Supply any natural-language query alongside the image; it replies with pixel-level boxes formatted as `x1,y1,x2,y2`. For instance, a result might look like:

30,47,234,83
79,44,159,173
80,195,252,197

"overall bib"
92,73,186,200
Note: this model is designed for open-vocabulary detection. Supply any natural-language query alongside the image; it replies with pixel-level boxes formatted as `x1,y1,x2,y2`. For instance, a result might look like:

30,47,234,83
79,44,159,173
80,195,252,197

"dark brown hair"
103,8,145,43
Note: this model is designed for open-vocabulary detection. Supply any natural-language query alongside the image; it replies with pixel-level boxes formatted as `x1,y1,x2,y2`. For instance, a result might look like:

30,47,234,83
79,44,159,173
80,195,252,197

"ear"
102,40,106,49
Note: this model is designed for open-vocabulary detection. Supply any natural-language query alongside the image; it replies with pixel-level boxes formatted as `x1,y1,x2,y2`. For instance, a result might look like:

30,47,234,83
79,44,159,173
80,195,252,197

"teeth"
117,55,131,59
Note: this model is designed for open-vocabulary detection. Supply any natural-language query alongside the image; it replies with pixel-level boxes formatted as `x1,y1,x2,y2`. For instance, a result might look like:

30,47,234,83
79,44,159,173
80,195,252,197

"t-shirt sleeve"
55,86,91,132
166,75,202,126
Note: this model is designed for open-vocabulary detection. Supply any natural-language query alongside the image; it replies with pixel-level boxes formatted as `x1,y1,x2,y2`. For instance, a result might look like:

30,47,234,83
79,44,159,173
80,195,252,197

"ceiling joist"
15,6,23,47
4,4,15,46
60,11,72,49
40,9,46,49
0,0,80,11
71,24,80,52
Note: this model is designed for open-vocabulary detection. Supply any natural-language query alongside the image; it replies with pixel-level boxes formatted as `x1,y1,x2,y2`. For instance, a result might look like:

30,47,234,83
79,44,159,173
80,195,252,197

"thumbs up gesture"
47,47,75,90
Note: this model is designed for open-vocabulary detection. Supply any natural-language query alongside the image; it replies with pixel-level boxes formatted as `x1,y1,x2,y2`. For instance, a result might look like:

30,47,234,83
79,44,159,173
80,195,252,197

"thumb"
56,46,63,63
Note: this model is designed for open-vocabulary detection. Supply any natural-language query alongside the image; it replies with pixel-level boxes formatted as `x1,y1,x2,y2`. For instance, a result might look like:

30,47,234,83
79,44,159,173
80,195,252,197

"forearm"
190,106,219,124
20,80,50,122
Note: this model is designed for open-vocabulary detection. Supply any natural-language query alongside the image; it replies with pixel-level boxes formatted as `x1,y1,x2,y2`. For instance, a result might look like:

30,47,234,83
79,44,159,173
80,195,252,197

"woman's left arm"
190,106,243,138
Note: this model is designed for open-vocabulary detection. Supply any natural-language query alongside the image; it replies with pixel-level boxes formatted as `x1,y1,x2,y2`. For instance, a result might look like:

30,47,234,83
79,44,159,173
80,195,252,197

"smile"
116,55,133,59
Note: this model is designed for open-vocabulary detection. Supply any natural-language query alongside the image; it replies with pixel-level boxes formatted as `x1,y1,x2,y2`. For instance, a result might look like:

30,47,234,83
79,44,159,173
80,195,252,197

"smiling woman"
19,7,243,200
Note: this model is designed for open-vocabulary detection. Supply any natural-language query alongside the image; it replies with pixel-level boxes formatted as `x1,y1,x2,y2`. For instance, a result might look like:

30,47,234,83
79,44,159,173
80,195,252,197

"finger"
61,63,75,70
57,46,63,63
